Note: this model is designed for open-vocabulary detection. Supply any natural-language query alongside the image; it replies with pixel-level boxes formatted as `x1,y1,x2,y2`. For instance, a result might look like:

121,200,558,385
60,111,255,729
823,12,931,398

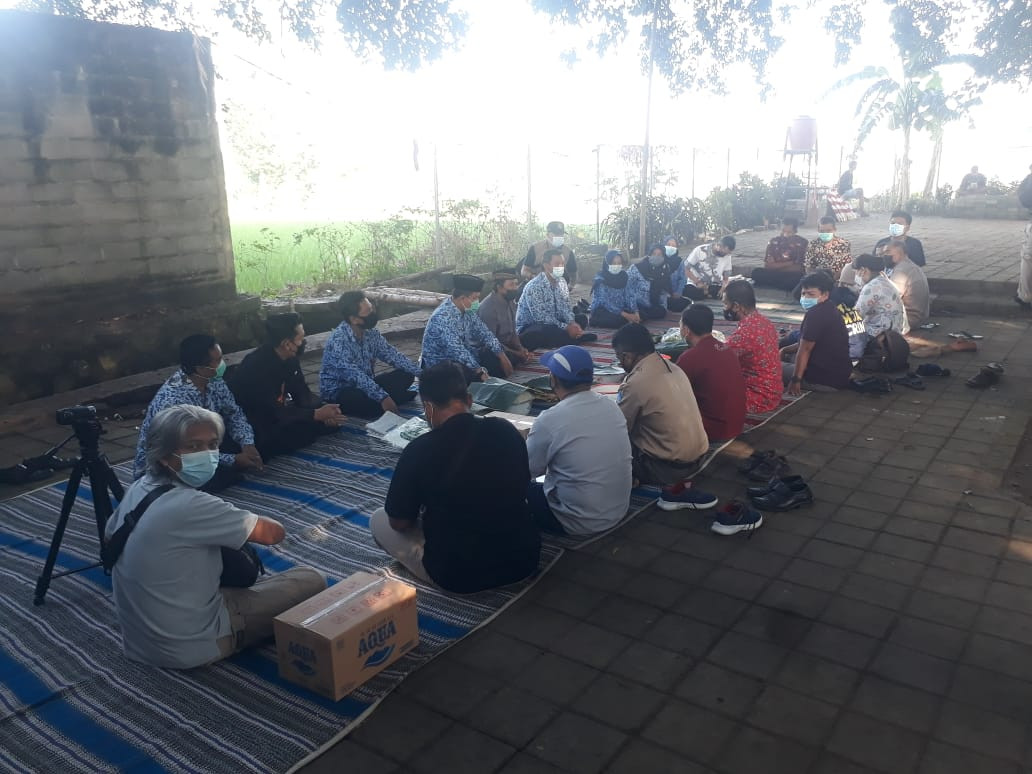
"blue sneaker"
657,482,719,511
711,501,763,536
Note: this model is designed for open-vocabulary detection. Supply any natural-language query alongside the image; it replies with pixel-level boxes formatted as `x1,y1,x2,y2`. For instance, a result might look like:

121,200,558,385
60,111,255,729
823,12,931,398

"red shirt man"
675,306,746,442
723,280,783,414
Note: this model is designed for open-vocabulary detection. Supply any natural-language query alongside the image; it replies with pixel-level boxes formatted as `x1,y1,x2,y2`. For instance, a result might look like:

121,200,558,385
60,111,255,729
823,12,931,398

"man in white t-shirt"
683,236,736,301
106,404,325,669
526,345,632,536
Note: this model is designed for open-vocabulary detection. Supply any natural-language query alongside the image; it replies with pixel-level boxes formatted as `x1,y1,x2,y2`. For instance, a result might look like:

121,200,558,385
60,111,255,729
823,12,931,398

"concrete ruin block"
29,182,76,203
0,181,29,204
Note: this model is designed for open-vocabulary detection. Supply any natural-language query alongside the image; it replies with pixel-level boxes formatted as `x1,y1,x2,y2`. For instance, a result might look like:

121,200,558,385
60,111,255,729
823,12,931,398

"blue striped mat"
0,425,564,773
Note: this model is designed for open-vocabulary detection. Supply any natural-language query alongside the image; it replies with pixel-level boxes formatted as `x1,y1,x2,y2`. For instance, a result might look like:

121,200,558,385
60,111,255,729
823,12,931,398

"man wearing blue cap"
525,346,633,536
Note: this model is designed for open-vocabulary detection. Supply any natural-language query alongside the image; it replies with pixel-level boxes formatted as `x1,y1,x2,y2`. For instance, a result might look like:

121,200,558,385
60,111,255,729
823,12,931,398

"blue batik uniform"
626,264,655,309
133,372,255,479
421,298,503,371
590,279,636,316
516,272,573,332
320,323,419,402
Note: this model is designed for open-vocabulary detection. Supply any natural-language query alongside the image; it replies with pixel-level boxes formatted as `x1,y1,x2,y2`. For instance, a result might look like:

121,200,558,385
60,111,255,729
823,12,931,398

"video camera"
56,405,99,426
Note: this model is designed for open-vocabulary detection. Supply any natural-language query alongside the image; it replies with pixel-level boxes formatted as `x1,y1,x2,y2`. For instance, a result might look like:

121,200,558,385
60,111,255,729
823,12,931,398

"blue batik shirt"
421,298,503,371
320,323,419,402
626,264,654,308
515,272,573,332
133,371,255,479
589,278,637,315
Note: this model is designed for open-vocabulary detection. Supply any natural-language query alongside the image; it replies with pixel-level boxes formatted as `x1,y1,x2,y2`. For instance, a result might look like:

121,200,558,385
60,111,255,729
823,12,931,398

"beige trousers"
216,566,327,659
370,507,433,584
1018,222,1032,304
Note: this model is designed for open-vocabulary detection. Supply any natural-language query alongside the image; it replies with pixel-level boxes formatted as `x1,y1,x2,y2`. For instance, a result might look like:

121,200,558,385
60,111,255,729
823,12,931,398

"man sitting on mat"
134,333,263,492
516,249,597,350
723,280,783,414
370,363,541,593
422,274,514,383
526,345,632,537
676,305,746,443
229,313,347,459
478,271,532,368
612,324,718,512
108,404,326,669
781,272,852,395
320,291,420,417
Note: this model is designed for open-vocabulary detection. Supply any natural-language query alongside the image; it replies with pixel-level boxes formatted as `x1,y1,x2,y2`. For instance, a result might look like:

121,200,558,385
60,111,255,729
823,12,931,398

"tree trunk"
923,130,943,200
898,125,912,207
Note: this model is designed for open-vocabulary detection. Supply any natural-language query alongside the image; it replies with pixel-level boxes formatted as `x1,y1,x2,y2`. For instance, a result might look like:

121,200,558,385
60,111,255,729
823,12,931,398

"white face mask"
550,236,565,248
608,264,623,274
664,245,677,257
888,223,906,237
552,265,565,279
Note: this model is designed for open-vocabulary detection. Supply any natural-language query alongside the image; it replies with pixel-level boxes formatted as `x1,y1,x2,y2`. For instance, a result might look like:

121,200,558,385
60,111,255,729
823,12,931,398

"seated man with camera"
107,405,326,669
134,334,263,492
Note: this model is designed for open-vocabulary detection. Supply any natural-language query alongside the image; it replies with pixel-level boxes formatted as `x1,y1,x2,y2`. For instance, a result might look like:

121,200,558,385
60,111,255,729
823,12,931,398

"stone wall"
0,11,258,403
946,195,1029,221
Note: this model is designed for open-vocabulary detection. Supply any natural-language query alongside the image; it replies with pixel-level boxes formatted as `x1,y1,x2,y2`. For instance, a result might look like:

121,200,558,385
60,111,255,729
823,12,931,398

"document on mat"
381,417,431,449
365,412,407,437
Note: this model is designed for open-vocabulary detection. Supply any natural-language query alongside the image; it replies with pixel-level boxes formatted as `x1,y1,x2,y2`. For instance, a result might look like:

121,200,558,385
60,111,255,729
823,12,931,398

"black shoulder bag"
102,484,174,572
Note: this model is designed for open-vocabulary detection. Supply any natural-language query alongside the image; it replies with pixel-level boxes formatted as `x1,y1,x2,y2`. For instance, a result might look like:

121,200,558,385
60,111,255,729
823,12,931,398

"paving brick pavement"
2,272,1032,773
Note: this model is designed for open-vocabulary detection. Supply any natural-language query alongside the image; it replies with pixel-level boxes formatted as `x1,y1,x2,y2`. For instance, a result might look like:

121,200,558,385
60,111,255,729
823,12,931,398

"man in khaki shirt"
612,324,718,511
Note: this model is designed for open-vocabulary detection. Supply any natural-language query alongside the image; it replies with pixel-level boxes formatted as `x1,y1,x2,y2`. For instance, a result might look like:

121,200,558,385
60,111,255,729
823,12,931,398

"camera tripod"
33,418,124,605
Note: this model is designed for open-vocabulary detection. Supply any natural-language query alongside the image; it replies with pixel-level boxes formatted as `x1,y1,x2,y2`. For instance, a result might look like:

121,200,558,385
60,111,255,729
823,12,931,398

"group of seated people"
751,211,930,332
109,215,929,672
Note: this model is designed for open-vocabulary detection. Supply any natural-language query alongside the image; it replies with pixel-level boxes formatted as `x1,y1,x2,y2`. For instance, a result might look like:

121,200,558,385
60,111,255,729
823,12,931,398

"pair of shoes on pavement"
914,363,950,378
850,376,892,394
658,484,763,537
738,450,791,482
749,475,815,512
966,362,1005,389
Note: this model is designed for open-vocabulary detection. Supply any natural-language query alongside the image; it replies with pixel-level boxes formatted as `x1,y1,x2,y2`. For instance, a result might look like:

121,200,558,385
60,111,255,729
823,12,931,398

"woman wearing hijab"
627,244,673,320
663,235,691,312
589,250,641,328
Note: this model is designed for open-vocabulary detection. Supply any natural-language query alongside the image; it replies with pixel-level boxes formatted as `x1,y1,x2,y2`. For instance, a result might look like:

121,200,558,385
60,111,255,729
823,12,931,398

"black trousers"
751,268,803,291
252,419,333,461
683,285,718,301
666,295,692,313
589,308,629,329
334,370,416,418
638,302,668,320
527,482,567,535
519,324,576,350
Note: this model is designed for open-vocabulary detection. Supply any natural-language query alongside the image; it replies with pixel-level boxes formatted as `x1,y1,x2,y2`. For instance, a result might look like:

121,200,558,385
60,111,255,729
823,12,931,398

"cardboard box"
486,410,536,439
273,572,419,701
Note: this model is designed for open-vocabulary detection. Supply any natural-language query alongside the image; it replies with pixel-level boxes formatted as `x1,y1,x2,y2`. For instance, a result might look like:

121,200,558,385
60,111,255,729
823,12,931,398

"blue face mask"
175,450,219,488
800,296,820,310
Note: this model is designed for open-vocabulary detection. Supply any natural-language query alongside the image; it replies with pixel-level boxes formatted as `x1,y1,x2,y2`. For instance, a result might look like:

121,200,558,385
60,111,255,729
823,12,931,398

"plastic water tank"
788,117,817,152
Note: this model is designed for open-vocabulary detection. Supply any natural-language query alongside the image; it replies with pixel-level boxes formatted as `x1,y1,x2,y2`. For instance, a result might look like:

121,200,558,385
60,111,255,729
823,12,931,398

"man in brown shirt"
477,272,531,367
612,324,717,511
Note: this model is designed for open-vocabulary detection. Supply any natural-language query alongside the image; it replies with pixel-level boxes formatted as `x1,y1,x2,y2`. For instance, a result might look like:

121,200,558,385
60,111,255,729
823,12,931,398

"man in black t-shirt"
873,210,926,267
836,161,866,216
782,272,852,394
370,363,541,593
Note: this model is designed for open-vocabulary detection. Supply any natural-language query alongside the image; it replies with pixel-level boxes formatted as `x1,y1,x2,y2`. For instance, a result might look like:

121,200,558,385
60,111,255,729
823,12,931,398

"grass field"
231,222,362,296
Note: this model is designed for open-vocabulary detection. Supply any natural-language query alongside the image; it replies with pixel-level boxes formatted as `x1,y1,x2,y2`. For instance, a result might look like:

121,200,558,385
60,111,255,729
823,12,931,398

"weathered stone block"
0,182,29,205
29,182,75,203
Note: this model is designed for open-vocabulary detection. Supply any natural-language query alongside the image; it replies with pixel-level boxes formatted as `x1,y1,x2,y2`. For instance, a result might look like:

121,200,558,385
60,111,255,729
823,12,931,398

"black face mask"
723,308,738,322
296,339,308,356
360,313,379,330
504,290,519,301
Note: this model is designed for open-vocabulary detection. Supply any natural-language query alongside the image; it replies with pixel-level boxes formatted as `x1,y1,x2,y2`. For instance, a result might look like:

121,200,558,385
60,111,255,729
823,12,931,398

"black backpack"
859,330,910,373
1019,173,1032,210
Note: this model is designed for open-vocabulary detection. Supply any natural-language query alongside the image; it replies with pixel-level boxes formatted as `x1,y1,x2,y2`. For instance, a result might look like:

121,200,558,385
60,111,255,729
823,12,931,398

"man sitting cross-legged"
676,305,746,443
370,363,541,593
229,312,347,459
108,404,326,669
321,291,420,417
782,272,852,395
525,345,632,536
612,323,718,512
422,274,513,383
134,333,263,492
516,249,597,350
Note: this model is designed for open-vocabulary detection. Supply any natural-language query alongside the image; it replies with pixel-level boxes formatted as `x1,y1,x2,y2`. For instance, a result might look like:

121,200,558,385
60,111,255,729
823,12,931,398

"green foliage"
601,194,709,258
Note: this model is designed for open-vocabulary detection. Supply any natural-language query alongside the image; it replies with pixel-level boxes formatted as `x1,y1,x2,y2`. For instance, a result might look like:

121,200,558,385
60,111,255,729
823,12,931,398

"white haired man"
106,404,325,669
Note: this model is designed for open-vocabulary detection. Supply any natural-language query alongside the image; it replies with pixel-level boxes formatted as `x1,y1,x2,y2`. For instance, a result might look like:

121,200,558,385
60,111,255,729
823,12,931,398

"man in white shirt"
683,236,736,300
526,346,632,535
106,404,325,669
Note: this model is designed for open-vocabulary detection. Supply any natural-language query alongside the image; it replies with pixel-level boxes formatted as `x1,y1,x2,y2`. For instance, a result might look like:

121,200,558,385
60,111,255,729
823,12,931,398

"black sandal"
894,374,926,390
